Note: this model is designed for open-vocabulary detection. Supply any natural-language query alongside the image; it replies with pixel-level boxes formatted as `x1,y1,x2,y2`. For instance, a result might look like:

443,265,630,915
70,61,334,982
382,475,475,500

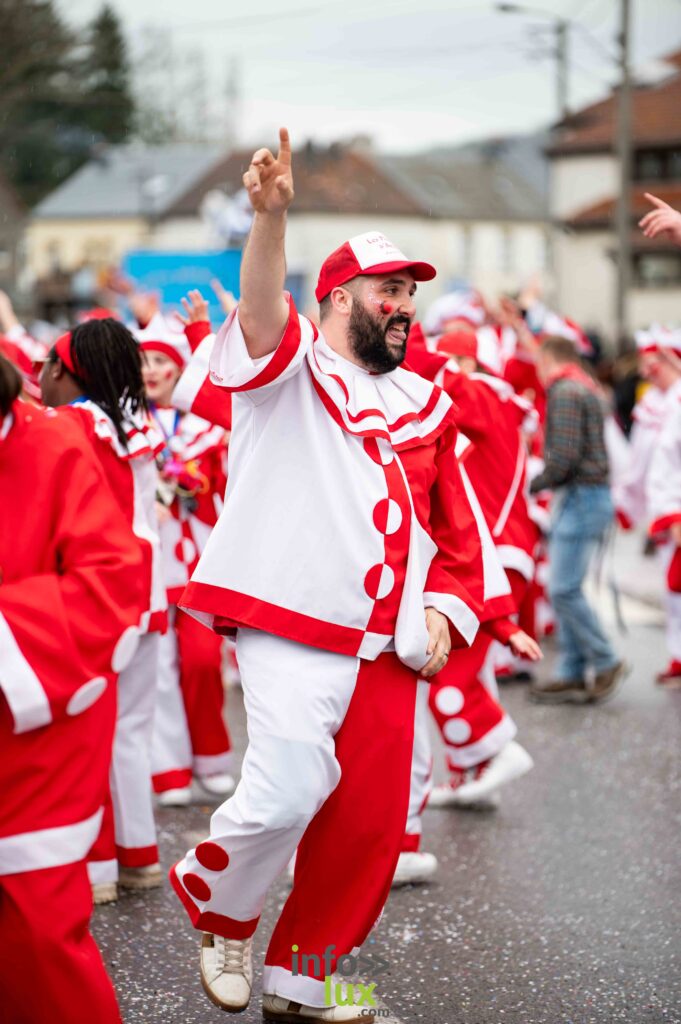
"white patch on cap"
348,232,407,271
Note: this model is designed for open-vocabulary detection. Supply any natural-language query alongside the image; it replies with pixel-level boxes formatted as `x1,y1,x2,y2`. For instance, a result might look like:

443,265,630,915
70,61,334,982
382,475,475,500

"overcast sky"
62,0,681,151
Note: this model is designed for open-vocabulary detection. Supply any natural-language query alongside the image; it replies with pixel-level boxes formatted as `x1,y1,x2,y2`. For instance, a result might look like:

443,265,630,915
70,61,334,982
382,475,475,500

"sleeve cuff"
0,611,52,733
482,617,518,645
208,295,308,394
423,592,479,648
650,512,681,536
185,320,212,352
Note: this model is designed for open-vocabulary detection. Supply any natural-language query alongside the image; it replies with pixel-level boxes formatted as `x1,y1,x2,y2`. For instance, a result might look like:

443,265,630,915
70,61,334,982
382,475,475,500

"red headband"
54,332,87,380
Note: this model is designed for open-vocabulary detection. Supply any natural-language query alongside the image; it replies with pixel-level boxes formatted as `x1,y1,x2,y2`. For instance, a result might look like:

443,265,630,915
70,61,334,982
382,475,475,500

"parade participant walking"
170,129,485,1022
404,326,539,815
138,307,234,805
647,352,681,688
528,337,624,703
638,192,681,685
0,353,144,1024
38,319,167,901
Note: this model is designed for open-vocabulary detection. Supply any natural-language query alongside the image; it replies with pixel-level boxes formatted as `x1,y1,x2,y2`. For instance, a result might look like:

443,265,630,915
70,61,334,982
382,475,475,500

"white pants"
152,607,193,785
171,628,418,1006
89,632,160,882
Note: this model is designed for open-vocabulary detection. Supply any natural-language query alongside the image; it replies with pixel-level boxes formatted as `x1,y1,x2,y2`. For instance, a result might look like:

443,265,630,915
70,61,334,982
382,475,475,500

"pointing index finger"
278,127,292,166
644,192,670,211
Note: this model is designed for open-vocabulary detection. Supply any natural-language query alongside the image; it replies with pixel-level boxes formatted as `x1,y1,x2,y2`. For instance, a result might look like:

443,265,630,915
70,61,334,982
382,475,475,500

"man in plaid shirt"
529,336,624,704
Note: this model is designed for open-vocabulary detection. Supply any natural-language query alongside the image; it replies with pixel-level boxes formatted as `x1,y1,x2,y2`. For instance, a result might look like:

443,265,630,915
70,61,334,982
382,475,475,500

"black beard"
347,302,410,374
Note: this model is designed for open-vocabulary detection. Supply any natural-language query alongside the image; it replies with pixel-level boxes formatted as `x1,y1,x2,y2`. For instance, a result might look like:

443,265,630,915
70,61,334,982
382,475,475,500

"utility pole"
496,4,570,122
555,19,569,122
614,0,632,352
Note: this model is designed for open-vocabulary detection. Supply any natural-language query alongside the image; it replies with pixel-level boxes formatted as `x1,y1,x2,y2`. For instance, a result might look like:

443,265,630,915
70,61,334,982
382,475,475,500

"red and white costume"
404,327,538,776
138,316,233,794
0,401,145,1024
169,281,485,1006
55,393,168,883
647,380,681,669
614,326,681,673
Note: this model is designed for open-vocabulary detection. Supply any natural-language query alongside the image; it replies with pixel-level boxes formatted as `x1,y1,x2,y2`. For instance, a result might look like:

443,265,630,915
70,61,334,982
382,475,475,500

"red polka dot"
195,842,230,872
364,563,395,600
183,872,212,902
372,498,402,535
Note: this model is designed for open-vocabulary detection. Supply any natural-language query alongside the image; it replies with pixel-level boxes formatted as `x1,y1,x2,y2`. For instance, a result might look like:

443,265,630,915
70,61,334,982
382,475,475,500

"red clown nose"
380,302,394,315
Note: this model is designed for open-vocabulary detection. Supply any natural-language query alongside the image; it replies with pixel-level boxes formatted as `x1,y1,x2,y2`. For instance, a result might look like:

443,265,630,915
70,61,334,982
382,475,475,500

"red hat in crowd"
635,323,681,357
437,327,502,376
136,312,191,369
77,307,120,323
315,232,436,302
437,330,478,362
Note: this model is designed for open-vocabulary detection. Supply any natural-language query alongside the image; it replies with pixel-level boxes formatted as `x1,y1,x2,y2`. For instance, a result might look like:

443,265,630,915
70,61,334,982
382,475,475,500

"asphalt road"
93,591,681,1024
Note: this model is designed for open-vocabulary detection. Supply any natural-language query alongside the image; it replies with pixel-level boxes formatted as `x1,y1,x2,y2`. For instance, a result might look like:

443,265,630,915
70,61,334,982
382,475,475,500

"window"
633,148,681,182
633,252,681,287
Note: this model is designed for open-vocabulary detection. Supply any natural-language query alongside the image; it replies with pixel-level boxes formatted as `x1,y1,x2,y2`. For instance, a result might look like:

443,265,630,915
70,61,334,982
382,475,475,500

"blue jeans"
548,484,618,681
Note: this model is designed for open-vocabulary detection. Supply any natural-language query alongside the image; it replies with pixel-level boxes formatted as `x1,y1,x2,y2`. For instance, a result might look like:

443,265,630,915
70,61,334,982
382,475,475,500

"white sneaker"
427,779,498,810
197,772,236,797
449,741,534,805
200,932,253,1012
158,786,192,807
391,851,438,887
118,863,163,890
262,993,374,1022
92,881,118,905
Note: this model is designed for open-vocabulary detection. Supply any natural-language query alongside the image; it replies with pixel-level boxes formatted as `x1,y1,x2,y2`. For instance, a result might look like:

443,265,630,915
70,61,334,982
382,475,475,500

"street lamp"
495,2,569,121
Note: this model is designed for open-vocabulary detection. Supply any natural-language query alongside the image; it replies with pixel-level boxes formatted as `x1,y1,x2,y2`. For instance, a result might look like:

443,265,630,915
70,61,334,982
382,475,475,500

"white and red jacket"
647,383,681,537
0,402,145,873
65,400,168,633
613,385,667,529
151,405,228,604
174,297,485,672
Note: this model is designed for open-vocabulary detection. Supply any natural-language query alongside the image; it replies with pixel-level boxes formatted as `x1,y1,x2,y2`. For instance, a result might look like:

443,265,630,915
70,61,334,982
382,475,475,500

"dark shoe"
589,660,627,703
529,679,589,704
497,668,535,684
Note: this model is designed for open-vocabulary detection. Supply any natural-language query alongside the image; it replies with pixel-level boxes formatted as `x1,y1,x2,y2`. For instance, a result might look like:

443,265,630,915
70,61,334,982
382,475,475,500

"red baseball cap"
315,231,436,302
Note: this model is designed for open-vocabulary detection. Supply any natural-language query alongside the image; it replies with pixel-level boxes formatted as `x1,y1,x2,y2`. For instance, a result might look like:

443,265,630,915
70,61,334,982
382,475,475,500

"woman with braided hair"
39,317,167,904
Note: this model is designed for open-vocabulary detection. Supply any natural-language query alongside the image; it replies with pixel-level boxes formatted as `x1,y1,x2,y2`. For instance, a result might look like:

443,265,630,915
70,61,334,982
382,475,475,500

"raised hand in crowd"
0,289,20,333
639,193,681,247
128,290,160,328
210,278,238,317
176,289,210,327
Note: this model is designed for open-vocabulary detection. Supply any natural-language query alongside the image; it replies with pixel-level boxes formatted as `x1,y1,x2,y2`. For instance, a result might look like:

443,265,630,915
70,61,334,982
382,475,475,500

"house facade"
549,49,681,341
25,135,551,318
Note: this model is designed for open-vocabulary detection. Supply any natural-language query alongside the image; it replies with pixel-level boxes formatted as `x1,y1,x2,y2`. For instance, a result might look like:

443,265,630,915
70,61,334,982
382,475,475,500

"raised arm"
239,127,295,358
639,193,681,247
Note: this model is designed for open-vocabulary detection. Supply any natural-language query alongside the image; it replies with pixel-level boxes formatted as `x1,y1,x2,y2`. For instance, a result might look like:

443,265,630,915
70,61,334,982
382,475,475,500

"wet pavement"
93,591,681,1024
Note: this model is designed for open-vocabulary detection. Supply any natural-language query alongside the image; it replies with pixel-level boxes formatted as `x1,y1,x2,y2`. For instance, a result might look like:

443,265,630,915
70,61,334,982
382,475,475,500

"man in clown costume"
169,129,486,1023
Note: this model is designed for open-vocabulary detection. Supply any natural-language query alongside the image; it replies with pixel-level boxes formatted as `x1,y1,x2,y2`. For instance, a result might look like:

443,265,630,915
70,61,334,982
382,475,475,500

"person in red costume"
38,318,167,903
404,324,540,812
136,298,234,806
0,353,145,1024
